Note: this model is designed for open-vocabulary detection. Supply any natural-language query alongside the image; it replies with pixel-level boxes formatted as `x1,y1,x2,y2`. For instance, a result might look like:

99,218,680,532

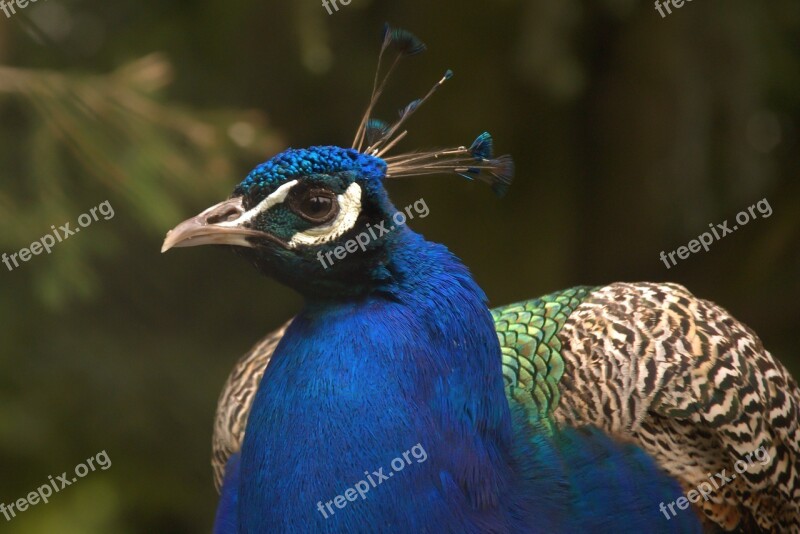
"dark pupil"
303,195,332,218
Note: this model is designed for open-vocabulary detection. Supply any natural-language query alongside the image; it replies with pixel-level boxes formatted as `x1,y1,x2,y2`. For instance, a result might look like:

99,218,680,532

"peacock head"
161,26,513,298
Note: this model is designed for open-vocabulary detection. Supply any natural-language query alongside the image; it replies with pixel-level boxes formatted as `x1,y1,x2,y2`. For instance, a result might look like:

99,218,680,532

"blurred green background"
0,0,798,532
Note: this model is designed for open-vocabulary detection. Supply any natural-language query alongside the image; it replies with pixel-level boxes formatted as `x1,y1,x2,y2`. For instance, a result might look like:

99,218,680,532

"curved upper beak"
161,197,266,253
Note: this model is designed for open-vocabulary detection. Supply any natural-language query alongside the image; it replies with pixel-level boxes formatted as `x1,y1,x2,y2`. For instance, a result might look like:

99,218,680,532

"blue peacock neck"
238,227,519,532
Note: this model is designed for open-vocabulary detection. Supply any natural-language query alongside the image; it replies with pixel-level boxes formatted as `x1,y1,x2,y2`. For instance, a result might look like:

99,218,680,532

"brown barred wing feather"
554,282,800,532
211,319,292,490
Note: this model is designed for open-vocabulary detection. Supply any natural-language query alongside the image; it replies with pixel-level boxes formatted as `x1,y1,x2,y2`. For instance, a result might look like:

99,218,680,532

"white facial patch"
218,179,299,229
220,179,362,248
288,182,362,248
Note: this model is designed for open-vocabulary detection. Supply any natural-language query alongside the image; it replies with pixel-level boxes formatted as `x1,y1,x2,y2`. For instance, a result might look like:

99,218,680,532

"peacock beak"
161,197,269,253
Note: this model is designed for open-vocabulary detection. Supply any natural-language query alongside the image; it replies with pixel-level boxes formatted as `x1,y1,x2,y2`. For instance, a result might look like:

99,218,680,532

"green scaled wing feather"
493,286,597,431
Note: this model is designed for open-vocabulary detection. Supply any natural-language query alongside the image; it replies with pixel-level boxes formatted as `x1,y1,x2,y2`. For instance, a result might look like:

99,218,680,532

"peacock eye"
293,189,338,223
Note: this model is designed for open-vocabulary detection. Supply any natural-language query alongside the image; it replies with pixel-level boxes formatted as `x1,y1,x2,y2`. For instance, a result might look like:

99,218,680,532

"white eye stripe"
219,179,299,228
288,182,362,248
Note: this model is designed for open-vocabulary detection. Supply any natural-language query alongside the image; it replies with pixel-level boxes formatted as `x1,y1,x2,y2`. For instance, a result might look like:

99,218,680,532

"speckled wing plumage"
499,283,800,531
211,282,800,532
212,319,292,490
551,283,800,532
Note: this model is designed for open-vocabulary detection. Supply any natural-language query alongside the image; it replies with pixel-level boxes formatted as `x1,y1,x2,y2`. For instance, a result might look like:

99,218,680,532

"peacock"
161,27,800,533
